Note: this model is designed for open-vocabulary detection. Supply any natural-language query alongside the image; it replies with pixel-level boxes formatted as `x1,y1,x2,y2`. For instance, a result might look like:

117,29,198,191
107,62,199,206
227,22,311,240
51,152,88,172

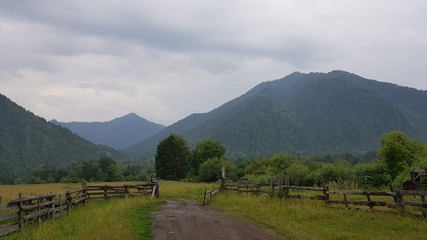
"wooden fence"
221,179,327,200
87,180,160,199
326,189,427,216
220,179,427,216
203,187,220,205
0,179,159,237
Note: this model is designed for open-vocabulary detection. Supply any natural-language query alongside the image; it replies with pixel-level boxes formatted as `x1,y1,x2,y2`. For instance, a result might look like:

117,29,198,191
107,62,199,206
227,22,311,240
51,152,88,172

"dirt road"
151,200,278,240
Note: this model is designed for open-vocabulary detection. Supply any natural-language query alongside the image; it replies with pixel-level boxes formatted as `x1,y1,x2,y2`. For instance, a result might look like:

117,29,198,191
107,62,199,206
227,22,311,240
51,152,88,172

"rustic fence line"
326,189,427,216
221,179,327,200
0,179,159,237
219,179,427,217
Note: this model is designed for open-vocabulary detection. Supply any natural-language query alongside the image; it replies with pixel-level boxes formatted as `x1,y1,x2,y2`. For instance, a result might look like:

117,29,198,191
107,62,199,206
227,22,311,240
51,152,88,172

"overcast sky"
1,1,426,125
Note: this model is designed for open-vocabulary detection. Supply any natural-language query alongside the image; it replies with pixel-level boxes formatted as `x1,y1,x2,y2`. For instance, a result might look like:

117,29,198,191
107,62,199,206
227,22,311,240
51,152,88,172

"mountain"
0,94,127,184
52,113,165,149
124,70,427,159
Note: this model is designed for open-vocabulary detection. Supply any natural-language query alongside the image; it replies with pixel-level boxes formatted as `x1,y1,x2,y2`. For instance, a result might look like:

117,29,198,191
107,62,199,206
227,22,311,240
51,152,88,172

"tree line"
155,131,427,190
14,157,155,184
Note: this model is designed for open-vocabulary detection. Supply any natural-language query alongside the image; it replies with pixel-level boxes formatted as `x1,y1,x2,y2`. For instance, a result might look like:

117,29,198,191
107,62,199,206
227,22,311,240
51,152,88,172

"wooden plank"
398,190,427,197
0,204,18,211
67,188,87,195
326,200,398,207
402,201,427,207
24,209,49,221
0,212,18,222
327,191,396,197
151,185,157,199
9,193,56,203
88,192,127,196
0,222,19,237
21,200,55,211
73,196,88,205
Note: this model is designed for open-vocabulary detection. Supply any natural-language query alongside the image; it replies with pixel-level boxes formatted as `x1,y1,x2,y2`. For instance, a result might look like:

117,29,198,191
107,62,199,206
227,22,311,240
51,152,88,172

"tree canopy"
155,134,190,180
379,130,427,181
191,139,226,175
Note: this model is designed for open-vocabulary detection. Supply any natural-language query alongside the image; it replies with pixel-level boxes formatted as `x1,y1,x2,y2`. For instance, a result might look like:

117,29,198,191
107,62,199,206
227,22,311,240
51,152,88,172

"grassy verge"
2,197,163,240
210,192,427,240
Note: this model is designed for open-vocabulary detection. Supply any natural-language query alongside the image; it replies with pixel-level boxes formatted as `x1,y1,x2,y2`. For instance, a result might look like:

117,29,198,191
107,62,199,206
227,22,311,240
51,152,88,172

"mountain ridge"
0,94,127,184
53,113,165,149
124,70,427,159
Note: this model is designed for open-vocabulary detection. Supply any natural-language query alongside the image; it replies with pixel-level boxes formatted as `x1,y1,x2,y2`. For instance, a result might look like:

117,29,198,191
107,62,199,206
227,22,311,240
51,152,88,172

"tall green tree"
198,157,236,182
155,134,190,180
191,140,226,175
379,130,425,181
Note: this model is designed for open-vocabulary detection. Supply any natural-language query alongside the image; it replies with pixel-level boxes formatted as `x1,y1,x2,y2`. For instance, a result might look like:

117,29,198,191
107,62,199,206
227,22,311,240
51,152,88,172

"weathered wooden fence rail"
326,189,427,215
0,179,159,237
222,179,327,200
86,181,159,199
203,187,220,205
219,179,427,216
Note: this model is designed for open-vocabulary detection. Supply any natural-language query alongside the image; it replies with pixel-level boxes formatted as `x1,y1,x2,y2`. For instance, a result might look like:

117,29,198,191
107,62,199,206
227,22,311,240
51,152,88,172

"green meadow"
2,182,427,240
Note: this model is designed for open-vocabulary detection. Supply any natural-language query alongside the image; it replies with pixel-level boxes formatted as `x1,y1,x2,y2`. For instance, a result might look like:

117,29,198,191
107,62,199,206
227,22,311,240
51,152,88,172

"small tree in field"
155,134,190,180
379,130,426,182
191,139,226,175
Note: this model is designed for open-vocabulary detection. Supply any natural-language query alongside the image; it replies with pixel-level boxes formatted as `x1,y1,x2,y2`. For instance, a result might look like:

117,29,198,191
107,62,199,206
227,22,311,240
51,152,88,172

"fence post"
124,185,129,199
17,193,24,230
50,195,55,220
104,186,108,200
59,194,63,218
343,193,349,208
66,191,72,215
396,190,404,215
324,186,330,206
366,193,373,210
203,188,207,205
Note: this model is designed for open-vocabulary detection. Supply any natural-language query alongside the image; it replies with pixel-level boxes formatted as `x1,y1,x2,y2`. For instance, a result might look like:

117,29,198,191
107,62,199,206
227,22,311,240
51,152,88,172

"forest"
21,130,427,192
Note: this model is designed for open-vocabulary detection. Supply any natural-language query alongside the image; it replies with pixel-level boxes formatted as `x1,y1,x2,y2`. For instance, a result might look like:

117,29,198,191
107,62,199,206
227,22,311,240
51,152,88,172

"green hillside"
0,94,126,184
124,70,427,159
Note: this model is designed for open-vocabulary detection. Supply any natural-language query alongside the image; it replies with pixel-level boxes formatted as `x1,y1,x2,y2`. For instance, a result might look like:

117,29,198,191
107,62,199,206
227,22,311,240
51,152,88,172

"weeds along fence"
220,179,427,217
0,179,159,237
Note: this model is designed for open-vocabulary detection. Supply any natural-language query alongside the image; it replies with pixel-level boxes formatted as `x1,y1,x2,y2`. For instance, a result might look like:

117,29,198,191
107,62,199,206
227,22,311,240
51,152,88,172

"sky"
0,0,426,126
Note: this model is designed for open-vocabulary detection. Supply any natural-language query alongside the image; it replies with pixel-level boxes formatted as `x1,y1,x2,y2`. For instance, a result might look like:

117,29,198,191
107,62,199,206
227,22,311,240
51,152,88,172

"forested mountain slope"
0,94,126,184
125,70,427,159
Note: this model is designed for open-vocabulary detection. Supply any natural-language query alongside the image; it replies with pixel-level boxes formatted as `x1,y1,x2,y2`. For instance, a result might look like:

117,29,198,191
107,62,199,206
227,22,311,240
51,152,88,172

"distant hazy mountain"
52,113,165,149
0,94,127,184
124,70,427,159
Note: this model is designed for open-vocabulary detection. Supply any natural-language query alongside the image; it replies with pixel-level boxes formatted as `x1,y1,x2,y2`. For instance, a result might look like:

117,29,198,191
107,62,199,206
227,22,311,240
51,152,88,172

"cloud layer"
1,0,426,125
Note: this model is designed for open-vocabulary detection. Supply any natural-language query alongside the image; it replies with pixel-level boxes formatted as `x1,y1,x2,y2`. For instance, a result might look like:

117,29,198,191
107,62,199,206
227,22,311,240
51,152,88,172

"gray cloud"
0,0,426,125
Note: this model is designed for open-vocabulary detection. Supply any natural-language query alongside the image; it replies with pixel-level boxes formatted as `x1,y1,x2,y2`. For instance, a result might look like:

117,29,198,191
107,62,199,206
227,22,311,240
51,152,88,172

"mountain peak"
125,71,427,159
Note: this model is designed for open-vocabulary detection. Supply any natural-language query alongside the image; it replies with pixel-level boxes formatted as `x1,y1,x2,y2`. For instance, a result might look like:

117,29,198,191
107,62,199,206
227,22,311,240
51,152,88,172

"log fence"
222,179,327,200
0,179,159,237
219,179,427,217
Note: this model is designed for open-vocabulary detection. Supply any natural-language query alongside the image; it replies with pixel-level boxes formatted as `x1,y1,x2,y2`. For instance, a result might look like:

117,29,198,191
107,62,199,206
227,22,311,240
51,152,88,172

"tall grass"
159,181,218,202
4,198,163,240
211,192,427,240
0,183,81,202
1,181,215,239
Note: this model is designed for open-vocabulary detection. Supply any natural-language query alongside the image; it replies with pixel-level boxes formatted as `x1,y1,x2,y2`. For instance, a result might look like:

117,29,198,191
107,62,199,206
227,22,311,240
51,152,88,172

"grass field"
0,181,216,239
210,192,427,240
2,181,427,239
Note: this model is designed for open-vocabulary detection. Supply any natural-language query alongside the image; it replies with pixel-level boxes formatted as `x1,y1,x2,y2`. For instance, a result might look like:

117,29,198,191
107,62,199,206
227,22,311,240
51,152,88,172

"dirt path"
151,200,278,240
